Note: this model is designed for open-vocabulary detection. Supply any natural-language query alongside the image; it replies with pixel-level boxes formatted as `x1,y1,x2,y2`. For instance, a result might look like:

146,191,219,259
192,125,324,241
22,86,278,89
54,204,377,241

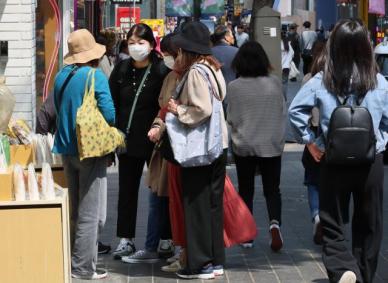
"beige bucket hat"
64,29,106,65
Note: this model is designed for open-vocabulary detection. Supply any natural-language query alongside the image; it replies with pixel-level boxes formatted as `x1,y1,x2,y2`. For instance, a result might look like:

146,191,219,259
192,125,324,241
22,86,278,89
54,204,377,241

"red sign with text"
116,7,141,33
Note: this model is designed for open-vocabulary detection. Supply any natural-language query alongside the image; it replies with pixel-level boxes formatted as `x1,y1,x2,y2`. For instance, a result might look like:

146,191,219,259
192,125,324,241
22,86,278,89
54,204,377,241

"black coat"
109,53,169,159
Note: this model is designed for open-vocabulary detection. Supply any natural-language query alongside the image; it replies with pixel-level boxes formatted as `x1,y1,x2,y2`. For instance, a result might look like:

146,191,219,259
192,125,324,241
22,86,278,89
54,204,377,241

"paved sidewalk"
73,150,388,283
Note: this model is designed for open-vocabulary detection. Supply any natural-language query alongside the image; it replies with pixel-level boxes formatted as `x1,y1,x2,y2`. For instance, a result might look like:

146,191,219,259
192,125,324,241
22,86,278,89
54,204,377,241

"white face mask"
163,56,175,70
129,43,151,61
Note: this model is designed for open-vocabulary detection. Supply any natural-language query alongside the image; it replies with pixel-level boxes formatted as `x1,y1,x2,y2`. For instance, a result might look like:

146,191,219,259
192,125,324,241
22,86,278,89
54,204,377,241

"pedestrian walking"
109,23,169,260
299,42,326,245
289,19,388,283
53,29,116,280
168,21,228,280
281,31,294,101
211,25,238,84
301,21,317,75
235,24,249,48
117,39,130,63
96,35,114,78
227,41,286,252
288,23,301,72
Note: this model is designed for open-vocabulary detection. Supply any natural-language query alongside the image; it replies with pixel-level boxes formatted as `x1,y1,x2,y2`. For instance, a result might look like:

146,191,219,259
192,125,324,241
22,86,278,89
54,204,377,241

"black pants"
320,154,384,283
302,54,313,75
160,197,172,240
181,152,226,271
117,155,148,238
234,154,282,225
292,55,300,69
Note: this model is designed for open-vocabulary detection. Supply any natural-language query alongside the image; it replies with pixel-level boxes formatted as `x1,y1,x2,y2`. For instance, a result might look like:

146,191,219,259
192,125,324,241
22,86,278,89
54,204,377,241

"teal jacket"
53,65,115,156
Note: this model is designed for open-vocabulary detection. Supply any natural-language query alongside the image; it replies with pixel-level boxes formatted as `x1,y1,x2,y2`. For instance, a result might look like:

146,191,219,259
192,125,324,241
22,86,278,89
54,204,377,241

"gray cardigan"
227,75,286,157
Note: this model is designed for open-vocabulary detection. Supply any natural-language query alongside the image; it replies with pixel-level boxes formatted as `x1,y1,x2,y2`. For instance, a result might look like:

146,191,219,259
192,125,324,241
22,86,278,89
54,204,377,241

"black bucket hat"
173,21,212,55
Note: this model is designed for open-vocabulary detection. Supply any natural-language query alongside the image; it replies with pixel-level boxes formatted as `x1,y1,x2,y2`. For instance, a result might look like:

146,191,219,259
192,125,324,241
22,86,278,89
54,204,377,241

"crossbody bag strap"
195,63,222,100
126,63,152,134
55,66,79,113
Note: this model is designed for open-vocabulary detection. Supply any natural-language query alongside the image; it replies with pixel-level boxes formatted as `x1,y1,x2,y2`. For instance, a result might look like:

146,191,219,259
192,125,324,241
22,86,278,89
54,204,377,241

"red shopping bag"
168,163,186,247
223,175,258,248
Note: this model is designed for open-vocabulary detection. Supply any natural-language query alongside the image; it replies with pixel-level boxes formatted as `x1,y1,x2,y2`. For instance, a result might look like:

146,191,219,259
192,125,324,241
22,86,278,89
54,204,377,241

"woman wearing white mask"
109,23,170,260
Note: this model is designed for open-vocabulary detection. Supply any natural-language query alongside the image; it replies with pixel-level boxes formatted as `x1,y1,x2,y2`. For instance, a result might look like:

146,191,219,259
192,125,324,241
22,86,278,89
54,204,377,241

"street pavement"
73,79,388,282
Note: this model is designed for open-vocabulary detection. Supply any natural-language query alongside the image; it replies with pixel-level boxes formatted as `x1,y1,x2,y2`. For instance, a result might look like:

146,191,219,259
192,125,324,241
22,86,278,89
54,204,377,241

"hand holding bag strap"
126,63,152,134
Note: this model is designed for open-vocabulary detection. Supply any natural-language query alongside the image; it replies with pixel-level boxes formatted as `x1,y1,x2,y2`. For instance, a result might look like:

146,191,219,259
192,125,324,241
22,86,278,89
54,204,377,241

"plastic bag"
41,162,55,200
27,163,40,201
13,164,26,201
289,61,300,80
0,135,10,166
0,77,15,134
8,119,32,145
47,133,62,165
223,175,258,247
0,136,9,173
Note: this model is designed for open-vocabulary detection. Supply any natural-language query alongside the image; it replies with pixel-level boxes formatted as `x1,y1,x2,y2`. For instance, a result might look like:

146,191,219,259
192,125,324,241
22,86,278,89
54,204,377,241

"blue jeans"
304,169,319,221
145,192,169,251
307,184,319,221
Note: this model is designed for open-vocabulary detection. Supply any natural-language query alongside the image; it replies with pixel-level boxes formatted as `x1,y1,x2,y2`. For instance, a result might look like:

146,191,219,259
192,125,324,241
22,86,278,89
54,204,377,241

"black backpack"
325,95,376,165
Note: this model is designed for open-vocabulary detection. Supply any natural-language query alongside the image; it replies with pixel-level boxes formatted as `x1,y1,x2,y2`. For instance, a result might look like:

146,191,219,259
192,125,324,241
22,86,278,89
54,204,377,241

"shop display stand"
0,189,71,283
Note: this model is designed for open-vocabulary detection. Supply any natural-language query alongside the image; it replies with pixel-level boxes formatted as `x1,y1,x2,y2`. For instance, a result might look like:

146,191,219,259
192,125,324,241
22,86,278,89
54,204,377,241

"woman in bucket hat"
53,29,115,280
167,21,228,279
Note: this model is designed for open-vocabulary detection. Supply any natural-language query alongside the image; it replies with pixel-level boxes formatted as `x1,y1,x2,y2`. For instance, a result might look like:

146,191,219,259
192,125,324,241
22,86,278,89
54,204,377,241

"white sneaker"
121,249,159,263
158,239,175,258
161,260,182,272
113,238,136,259
338,271,356,283
71,269,108,280
240,242,254,249
167,248,181,263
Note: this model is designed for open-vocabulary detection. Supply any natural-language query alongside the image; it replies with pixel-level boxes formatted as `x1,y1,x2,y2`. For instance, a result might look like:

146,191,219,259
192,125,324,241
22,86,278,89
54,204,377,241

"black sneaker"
176,264,215,280
98,242,111,254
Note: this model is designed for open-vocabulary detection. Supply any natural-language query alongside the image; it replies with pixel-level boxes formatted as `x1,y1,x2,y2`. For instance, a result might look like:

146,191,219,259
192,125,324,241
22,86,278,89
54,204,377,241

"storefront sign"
140,19,165,37
201,0,224,15
116,7,141,33
369,0,385,15
111,0,142,4
165,0,194,17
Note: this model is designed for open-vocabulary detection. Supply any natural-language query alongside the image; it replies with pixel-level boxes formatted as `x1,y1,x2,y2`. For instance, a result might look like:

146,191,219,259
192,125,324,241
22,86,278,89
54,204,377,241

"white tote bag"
165,64,223,167
289,61,300,80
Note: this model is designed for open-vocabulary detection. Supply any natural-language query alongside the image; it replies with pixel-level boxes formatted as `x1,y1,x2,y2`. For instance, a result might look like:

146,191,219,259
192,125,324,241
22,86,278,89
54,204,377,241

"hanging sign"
116,7,141,33
201,0,224,16
111,0,141,4
165,0,194,17
369,0,385,15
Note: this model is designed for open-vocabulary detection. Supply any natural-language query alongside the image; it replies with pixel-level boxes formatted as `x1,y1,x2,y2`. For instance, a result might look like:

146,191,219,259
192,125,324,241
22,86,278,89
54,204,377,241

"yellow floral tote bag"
76,69,125,160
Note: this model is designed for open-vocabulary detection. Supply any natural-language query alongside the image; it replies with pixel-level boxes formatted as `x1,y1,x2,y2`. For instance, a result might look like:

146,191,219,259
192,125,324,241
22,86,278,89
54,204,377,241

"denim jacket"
288,73,388,153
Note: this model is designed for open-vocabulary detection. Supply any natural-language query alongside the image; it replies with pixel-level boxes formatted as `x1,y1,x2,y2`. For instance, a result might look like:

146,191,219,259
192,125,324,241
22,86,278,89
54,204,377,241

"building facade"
0,0,36,127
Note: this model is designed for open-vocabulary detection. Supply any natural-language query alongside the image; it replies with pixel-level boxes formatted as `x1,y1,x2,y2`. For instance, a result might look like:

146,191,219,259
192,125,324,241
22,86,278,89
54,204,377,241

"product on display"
13,164,26,201
0,137,9,174
27,163,40,201
0,76,15,134
41,162,56,200
7,119,33,145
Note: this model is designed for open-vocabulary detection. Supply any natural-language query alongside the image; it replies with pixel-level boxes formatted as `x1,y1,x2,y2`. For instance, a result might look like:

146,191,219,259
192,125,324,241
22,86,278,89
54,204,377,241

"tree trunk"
250,0,275,38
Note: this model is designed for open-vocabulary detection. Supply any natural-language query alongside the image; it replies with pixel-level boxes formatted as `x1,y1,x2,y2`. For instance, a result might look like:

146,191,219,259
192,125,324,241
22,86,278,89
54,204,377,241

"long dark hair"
232,41,271,77
281,30,289,52
323,19,377,96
